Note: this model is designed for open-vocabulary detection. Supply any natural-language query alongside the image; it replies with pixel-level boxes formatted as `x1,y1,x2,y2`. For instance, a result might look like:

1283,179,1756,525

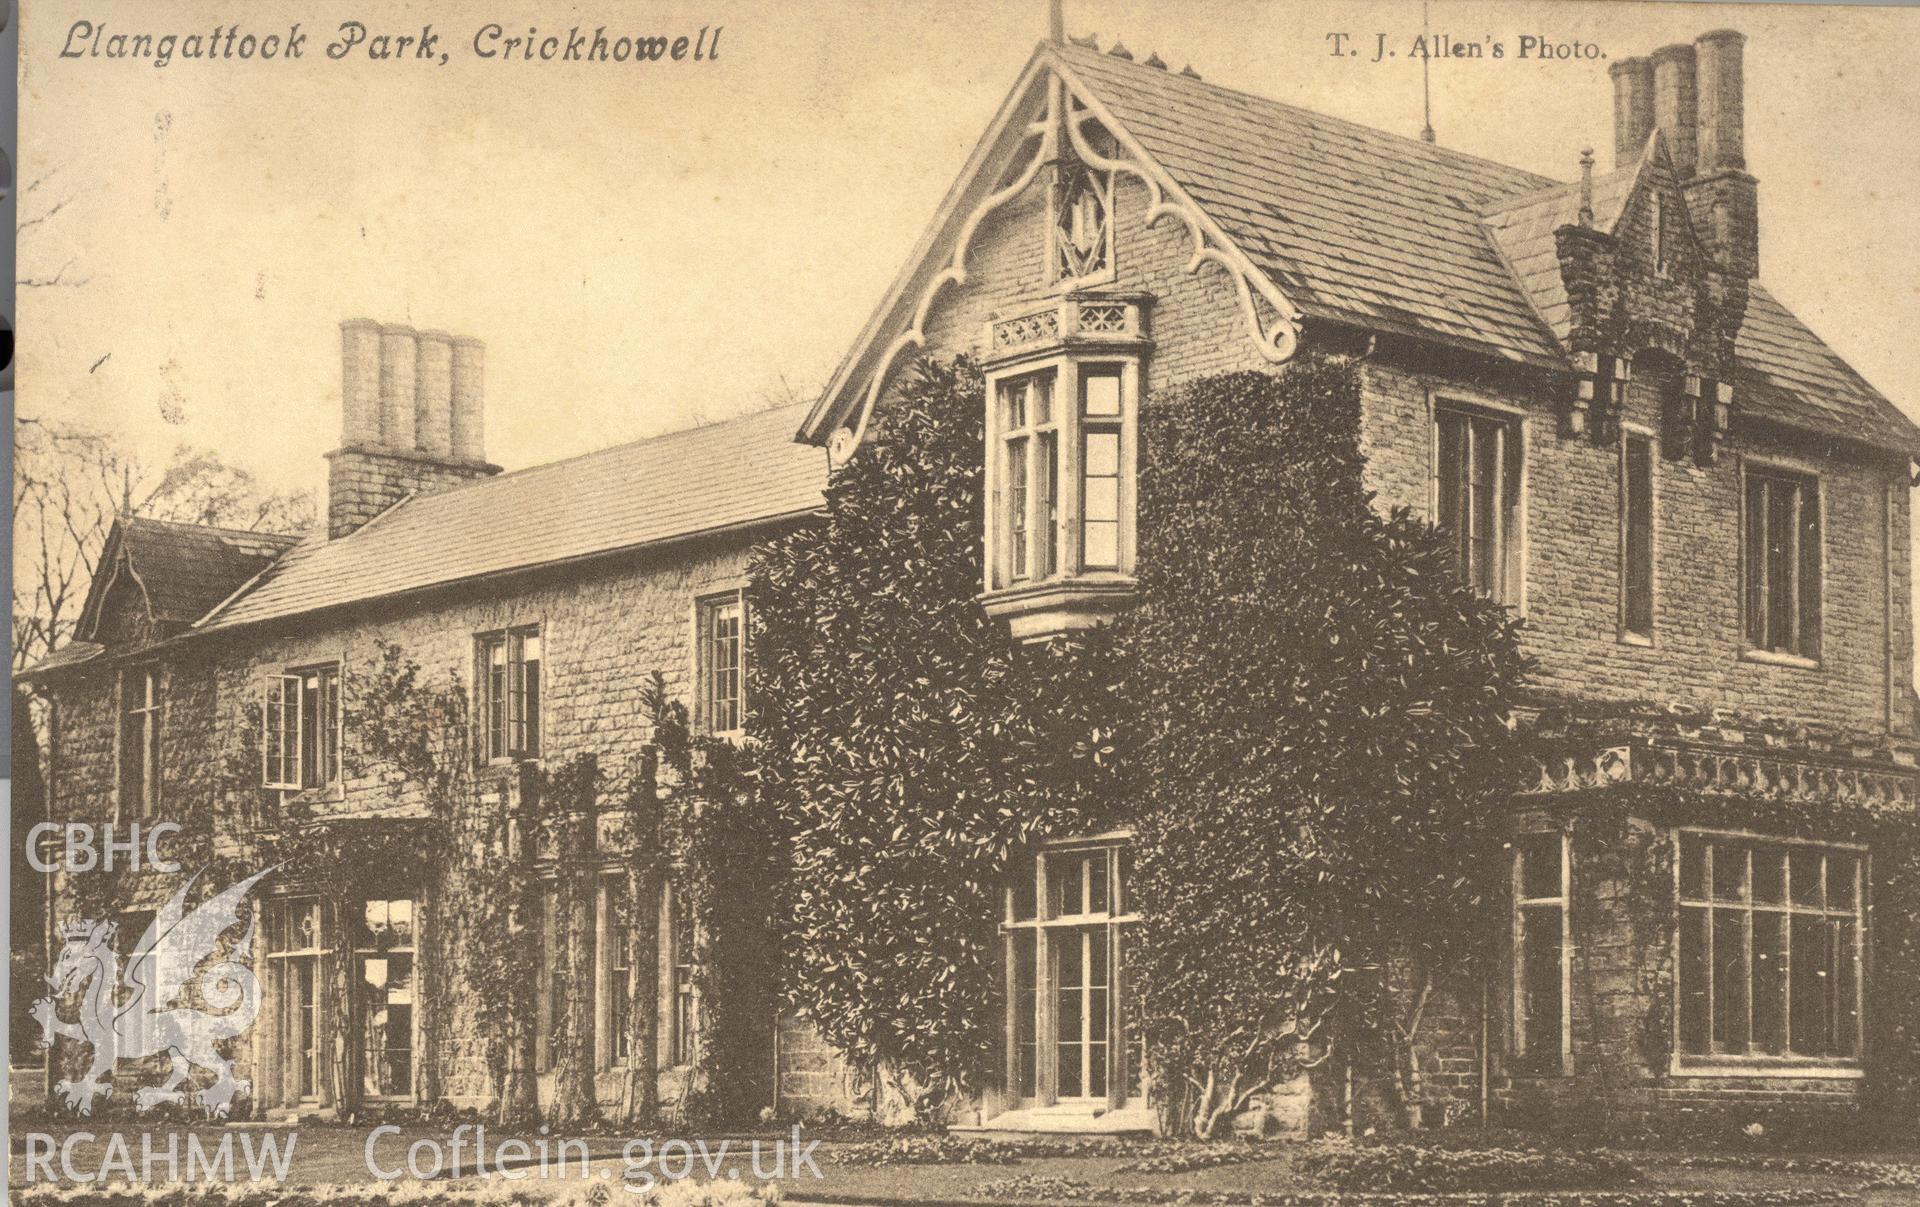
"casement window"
262,665,341,791
697,596,745,736
1052,158,1112,284
668,883,700,1067
1003,842,1144,1107
119,666,162,819
987,363,1137,594
1001,374,1059,582
266,898,325,1104
1743,467,1821,660
1621,432,1656,640
354,897,417,1100
478,627,542,761
1511,831,1571,1074
1678,833,1865,1064
1434,404,1523,604
1080,370,1124,571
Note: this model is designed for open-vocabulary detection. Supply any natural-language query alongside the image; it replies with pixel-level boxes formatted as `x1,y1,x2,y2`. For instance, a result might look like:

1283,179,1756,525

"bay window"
981,298,1147,640
1677,832,1865,1066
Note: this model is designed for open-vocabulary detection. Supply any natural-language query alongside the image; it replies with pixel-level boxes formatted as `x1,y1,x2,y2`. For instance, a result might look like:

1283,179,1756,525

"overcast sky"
19,0,1920,503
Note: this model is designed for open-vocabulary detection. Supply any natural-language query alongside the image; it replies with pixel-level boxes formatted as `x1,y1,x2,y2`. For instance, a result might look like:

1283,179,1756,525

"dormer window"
981,296,1151,641
1052,160,1112,285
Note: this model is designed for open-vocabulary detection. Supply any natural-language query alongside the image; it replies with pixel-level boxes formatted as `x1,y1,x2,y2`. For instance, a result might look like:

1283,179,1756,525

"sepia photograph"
9,0,1920,1200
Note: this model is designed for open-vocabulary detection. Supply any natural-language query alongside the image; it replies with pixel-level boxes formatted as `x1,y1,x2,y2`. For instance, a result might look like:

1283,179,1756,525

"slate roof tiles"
1056,42,1919,453
198,402,827,631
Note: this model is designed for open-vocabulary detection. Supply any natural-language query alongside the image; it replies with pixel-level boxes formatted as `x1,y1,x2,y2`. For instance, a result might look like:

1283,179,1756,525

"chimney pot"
415,330,455,458
1650,42,1698,177
451,337,486,463
1695,29,1745,174
378,324,420,450
340,319,382,446
1609,58,1654,169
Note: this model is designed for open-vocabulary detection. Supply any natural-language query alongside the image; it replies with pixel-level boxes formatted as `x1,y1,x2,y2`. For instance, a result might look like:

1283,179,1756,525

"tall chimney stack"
1650,43,1698,177
1694,30,1745,174
327,320,499,539
1609,58,1653,168
1682,30,1758,278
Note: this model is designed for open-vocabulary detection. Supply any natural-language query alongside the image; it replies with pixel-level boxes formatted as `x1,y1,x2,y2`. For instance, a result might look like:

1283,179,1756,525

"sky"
18,0,1920,504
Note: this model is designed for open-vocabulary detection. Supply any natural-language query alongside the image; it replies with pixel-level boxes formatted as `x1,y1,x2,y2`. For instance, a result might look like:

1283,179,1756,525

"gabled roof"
77,516,302,640
196,402,827,632
1055,42,1562,366
811,40,1919,457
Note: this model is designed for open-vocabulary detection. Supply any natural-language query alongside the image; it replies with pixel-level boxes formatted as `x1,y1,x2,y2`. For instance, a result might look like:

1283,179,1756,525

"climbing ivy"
747,353,1528,1135
750,355,1125,1121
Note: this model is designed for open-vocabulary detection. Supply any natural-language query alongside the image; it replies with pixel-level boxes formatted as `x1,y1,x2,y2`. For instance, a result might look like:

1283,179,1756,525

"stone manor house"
22,26,1920,1132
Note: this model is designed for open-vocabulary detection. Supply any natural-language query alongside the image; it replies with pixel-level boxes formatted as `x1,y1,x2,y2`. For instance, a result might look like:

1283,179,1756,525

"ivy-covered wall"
35,531,774,1121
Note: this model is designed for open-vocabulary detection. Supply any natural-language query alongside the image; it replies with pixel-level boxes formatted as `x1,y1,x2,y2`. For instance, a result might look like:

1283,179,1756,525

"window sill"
980,574,1137,641
1617,631,1653,648
1740,648,1821,671
960,1103,1156,1135
1669,1057,1864,1080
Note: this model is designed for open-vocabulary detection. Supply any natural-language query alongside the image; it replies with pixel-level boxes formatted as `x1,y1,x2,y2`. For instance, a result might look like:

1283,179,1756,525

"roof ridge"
1054,41,1560,193
399,398,814,503
121,514,305,543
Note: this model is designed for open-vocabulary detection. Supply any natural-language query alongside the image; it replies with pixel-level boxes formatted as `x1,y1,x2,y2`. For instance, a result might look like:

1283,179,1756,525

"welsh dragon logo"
31,866,274,1117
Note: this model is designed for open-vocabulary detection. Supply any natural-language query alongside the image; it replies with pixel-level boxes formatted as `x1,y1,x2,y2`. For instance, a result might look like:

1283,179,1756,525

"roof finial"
1420,0,1436,142
1578,147,1596,227
1047,0,1064,45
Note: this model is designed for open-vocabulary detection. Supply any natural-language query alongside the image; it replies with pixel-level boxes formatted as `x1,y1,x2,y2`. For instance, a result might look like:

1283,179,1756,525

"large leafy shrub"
751,353,1527,1133
1115,362,1528,1136
750,357,1122,1119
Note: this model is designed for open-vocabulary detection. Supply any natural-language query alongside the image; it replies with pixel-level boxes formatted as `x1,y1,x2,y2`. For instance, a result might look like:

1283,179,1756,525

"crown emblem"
58,919,99,942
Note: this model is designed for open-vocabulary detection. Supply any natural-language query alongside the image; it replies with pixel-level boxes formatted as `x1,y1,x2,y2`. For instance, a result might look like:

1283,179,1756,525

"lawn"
11,1123,1920,1205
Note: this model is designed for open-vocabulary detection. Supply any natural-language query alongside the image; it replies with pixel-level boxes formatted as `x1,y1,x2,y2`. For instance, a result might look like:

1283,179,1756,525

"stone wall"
1357,356,1912,741
38,531,764,1118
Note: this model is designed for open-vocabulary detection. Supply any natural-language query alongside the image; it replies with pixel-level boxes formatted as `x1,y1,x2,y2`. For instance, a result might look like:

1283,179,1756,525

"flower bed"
963,1179,1854,1207
1292,1146,1640,1193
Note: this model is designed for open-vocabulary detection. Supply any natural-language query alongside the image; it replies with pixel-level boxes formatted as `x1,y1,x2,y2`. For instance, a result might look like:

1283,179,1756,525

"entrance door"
1003,843,1143,1110
354,898,416,1102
